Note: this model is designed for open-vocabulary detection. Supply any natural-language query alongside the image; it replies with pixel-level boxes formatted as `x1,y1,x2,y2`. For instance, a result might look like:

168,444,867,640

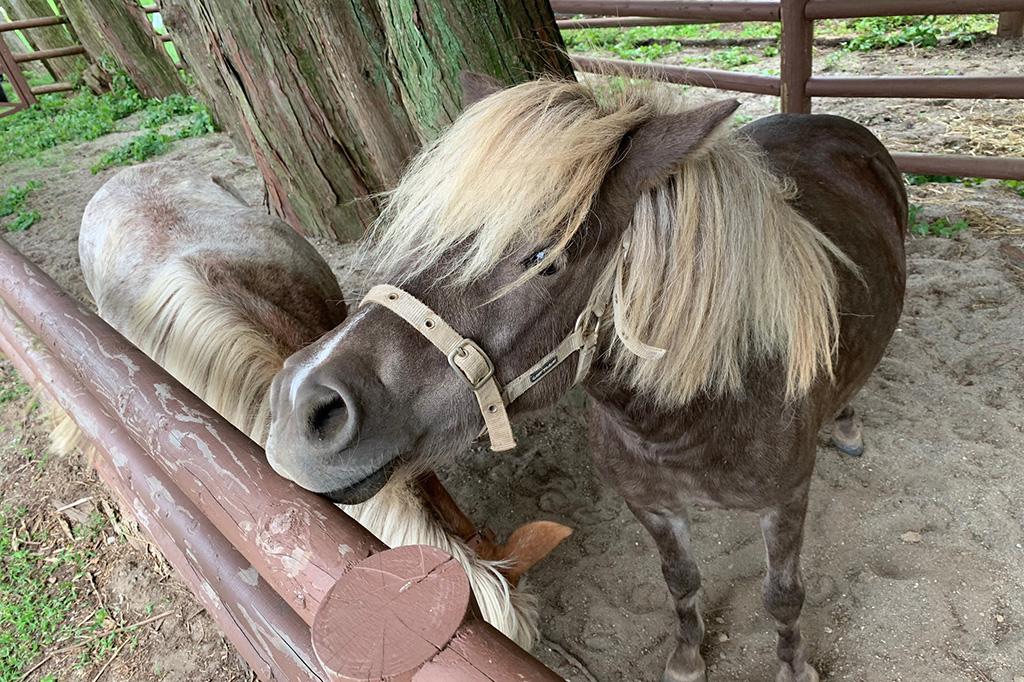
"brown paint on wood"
573,55,781,95
806,75,1024,99
0,34,35,107
312,546,471,681
551,0,780,21
780,0,812,113
0,236,384,624
892,151,1024,180
0,303,326,682
805,0,1024,20
998,11,1024,38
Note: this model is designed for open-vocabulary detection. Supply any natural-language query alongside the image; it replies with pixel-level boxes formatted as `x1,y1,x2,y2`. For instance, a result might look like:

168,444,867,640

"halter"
360,238,665,451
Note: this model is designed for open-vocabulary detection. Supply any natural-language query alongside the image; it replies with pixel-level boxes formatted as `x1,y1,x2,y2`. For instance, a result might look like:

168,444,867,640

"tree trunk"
1,0,87,82
60,0,184,98
162,0,573,241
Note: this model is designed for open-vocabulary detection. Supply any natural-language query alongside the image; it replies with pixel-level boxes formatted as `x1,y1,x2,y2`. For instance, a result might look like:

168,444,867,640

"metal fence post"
780,0,812,113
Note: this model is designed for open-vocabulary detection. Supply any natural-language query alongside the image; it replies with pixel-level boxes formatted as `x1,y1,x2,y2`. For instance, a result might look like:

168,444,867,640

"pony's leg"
830,405,864,457
761,490,818,682
627,503,707,682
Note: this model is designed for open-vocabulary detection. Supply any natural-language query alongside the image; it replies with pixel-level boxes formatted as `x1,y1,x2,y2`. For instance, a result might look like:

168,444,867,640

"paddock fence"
0,13,83,114
554,0,1024,180
0,1,177,119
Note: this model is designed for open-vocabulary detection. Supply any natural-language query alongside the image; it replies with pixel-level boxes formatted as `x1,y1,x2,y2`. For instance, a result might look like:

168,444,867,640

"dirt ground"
2,36,1024,682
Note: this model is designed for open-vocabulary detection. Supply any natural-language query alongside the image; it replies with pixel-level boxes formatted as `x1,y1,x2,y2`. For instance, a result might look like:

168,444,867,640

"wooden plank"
572,55,782,94
550,0,781,22
892,152,1024,180
12,43,85,62
805,0,1024,20
0,31,35,105
997,11,1024,38
30,80,73,94
558,16,697,28
806,75,1024,99
0,14,67,31
780,0,812,113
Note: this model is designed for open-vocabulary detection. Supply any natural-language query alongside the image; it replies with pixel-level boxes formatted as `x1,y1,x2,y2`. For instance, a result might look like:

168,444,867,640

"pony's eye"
522,249,559,276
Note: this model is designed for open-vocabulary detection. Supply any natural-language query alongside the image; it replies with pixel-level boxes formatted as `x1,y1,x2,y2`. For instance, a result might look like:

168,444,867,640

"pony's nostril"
307,395,348,442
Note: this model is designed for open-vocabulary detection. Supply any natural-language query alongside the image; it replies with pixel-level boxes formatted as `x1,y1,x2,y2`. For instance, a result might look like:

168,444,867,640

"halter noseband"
359,238,665,451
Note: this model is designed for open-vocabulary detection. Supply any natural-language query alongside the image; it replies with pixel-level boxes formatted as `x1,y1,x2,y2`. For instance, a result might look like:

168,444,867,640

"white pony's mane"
52,258,539,648
363,78,851,405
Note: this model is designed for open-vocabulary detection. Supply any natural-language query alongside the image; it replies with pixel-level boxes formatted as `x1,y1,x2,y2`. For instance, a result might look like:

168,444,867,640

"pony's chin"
321,462,396,505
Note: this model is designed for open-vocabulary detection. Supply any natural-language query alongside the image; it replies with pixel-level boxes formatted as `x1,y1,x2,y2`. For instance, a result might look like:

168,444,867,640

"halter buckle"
447,339,495,390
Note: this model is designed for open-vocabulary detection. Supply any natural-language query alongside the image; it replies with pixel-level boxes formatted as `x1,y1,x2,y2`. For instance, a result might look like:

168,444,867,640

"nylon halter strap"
359,237,667,452
360,282,608,452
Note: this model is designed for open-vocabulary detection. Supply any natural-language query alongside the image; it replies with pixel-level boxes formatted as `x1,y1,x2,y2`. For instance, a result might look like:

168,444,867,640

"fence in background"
0,13,83,114
554,0,1024,179
0,2,178,118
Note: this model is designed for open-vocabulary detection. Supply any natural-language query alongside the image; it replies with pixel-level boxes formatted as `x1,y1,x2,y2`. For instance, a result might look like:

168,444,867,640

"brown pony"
267,75,907,681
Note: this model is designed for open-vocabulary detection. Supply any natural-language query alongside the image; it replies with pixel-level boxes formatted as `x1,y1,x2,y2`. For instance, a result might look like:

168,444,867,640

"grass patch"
1001,179,1024,198
909,204,969,237
840,15,997,51
562,22,778,61
560,16,997,63
905,174,983,187
0,507,116,681
90,94,216,173
0,182,41,233
0,64,215,169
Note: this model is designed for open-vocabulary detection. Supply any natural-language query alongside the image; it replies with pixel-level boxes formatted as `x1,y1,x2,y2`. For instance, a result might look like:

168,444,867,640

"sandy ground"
2,37,1024,682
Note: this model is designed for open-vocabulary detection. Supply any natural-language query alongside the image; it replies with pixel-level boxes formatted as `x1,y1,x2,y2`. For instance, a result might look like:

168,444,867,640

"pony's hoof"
831,435,864,458
663,667,708,682
831,414,864,458
776,663,819,682
662,647,707,682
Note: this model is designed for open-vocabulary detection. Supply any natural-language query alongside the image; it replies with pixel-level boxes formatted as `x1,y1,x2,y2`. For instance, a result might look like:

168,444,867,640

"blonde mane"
364,78,851,405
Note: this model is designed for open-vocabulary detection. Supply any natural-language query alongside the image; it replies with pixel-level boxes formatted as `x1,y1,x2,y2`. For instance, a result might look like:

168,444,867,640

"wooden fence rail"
555,0,1024,179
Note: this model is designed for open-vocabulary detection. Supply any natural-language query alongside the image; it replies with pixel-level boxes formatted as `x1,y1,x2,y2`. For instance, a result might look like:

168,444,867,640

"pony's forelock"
363,78,851,404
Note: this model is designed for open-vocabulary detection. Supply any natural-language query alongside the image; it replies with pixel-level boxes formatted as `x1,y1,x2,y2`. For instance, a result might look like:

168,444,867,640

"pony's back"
79,163,345,438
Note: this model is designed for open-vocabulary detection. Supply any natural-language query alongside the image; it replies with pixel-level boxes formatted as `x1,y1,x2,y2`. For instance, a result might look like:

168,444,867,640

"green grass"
0,507,117,681
1001,179,1024,197
909,204,969,237
0,377,31,404
90,94,216,173
840,15,997,51
0,65,215,170
905,173,983,187
561,22,778,62
0,182,41,233
560,15,998,63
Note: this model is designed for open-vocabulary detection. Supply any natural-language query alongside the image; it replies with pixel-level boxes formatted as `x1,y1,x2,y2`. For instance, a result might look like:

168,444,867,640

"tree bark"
1,0,87,82
60,0,184,98
162,0,573,241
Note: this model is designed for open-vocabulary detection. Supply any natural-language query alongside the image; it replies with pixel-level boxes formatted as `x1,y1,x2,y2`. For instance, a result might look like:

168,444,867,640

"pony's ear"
617,98,740,192
459,71,504,109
